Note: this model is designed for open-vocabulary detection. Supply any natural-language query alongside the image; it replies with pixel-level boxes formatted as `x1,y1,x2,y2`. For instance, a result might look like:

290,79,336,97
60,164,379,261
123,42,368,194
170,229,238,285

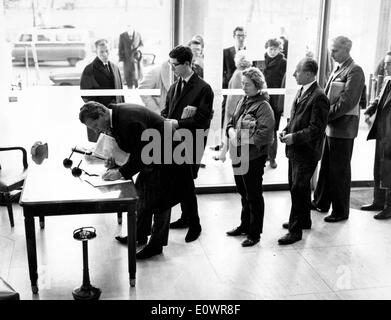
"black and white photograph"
1,0,391,310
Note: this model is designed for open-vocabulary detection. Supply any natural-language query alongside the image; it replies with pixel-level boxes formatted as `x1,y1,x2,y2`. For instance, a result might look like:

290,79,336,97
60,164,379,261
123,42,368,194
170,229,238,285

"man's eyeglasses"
235,34,247,39
168,61,183,68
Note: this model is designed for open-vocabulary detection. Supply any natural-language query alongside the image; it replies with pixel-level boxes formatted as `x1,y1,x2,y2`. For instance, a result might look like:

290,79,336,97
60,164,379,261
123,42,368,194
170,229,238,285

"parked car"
12,25,89,66
49,53,156,86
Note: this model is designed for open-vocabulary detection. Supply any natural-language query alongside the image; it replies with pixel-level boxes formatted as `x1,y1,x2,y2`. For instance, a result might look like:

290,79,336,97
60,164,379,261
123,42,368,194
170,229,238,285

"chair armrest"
0,147,28,169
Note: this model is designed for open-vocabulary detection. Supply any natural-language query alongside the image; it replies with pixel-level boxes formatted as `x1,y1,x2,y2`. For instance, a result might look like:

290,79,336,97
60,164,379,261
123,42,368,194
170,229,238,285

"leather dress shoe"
241,237,260,247
278,232,302,245
269,159,277,169
361,203,384,211
136,245,163,260
310,201,329,213
115,236,148,245
374,208,391,220
282,222,311,230
226,226,248,236
170,218,189,229
209,144,223,151
324,215,348,223
185,224,202,242
115,235,128,244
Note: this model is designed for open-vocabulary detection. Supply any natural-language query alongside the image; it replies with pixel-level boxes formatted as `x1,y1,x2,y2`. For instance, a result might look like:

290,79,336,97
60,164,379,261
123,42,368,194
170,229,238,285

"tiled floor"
1,189,391,300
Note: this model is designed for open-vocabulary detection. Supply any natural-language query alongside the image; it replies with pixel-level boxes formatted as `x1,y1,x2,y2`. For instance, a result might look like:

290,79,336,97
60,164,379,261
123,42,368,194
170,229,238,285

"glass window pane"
5,0,171,86
187,0,322,187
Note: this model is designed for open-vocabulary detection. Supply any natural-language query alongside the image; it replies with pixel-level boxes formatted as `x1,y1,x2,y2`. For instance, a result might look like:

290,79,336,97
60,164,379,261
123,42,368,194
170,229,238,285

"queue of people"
78,27,389,260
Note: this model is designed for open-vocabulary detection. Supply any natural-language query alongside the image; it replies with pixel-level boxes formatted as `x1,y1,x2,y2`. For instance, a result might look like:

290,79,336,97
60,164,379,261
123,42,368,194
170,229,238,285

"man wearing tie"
80,39,124,142
211,26,247,151
361,55,391,219
278,58,330,245
312,36,365,222
161,45,214,242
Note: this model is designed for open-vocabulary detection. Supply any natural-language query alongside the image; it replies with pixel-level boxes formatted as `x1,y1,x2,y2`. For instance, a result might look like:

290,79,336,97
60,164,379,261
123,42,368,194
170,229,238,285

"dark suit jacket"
223,46,236,89
325,57,365,139
112,103,194,212
80,57,124,107
365,78,391,187
118,31,143,62
284,82,330,162
161,73,214,178
118,31,143,86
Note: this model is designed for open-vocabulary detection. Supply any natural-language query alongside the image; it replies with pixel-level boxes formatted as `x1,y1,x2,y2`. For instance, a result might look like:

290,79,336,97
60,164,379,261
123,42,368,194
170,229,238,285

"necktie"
297,87,303,100
175,78,183,99
105,64,111,74
325,65,341,94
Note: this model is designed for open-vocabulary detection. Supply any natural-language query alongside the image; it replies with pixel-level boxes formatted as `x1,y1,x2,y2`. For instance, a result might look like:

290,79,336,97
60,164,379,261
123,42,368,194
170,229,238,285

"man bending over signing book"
79,101,196,260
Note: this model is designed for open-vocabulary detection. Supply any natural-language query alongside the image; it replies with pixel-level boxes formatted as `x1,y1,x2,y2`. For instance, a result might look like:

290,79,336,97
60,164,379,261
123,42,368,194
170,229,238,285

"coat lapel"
292,82,318,118
325,57,353,91
170,73,197,117
94,58,113,81
377,78,391,108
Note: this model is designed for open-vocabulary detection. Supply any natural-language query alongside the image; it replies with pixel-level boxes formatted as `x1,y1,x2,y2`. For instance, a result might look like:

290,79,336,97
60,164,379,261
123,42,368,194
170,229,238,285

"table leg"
127,204,136,287
39,216,45,229
117,212,122,225
24,209,39,294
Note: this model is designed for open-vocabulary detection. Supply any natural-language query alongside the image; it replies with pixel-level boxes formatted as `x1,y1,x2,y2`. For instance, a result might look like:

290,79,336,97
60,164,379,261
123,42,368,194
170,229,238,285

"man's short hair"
169,45,193,64
301,58,318,75
332,36,352,52
233,26,245,36
79,101,107,124
242,67,267,90
95,38,109,48
265,38,281,49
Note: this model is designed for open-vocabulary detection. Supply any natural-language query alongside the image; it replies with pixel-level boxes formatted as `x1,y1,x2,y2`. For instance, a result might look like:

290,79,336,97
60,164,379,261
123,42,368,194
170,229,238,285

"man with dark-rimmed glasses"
161,45,214,243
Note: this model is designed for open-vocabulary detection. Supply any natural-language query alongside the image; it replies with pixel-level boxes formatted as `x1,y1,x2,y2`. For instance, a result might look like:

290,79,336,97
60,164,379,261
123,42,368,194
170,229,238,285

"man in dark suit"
312,36,365,222
362,56,391,219
211,26,246,151
79,101,195,259
278,58,330,245
80,39,124,142
118,26,143,88
161,45,214,242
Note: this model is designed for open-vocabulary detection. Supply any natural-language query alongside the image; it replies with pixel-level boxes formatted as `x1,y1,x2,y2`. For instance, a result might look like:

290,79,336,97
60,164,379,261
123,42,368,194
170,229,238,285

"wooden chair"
0,147,28,227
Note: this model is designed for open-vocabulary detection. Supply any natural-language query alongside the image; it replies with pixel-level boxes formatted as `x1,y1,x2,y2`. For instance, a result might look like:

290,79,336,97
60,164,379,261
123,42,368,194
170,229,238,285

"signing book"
93,133,129,166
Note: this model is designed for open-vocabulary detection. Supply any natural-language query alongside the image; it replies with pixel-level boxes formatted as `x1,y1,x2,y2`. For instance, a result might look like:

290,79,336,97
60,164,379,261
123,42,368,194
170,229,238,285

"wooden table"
19,153,138,294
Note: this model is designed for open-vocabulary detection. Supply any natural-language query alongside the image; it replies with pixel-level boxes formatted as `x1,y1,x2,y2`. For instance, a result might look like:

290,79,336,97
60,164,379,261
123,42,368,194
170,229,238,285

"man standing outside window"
80,39,124,142
211,26,247,151
118,25,144,89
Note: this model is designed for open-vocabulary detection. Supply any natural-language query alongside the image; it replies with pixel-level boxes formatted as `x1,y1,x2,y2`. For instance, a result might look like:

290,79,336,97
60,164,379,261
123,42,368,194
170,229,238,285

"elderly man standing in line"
278,58,330,245
311,36,365,222
361,54,391,219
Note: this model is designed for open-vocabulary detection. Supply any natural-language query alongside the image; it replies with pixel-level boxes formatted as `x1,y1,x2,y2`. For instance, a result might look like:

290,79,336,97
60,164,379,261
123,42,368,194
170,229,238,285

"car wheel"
67,58,79,66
